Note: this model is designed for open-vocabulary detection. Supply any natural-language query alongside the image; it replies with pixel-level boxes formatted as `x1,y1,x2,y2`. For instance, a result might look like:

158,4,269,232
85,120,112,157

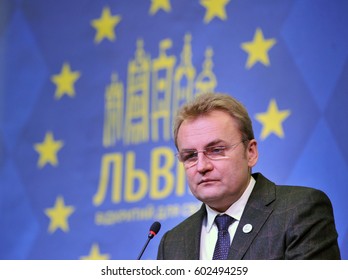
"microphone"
137,221,161,260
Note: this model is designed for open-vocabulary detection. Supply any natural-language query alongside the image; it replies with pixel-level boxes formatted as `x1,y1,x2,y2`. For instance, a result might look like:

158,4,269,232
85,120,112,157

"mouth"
198,178,219,185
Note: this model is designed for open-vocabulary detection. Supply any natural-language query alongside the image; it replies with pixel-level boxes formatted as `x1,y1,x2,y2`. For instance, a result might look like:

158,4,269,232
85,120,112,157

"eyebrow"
206,139,226,147
180,139,226,151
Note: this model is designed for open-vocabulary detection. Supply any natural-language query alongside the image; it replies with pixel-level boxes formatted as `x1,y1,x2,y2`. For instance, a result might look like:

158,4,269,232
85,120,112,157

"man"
157,92,340,260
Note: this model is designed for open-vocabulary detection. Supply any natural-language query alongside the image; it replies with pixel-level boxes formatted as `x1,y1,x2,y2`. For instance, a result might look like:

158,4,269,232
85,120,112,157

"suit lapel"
184,204,206,259
228,173,276,260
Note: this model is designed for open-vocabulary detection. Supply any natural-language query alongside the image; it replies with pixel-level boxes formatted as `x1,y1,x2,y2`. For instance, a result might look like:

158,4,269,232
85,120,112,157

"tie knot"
214,214,234,231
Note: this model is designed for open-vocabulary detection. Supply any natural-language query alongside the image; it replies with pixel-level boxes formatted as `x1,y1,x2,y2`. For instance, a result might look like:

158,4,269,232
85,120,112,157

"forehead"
177,111,240,149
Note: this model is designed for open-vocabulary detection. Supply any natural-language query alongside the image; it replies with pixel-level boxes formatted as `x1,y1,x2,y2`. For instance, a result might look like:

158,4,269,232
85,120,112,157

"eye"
207,146,226,155
180,151,198,162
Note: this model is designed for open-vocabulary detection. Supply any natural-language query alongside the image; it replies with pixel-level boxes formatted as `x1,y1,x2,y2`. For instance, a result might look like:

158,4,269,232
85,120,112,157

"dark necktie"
212,214,234,260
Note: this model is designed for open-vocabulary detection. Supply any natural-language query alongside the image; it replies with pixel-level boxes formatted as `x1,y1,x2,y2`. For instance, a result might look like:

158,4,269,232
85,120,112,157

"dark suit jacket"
157,173,341,259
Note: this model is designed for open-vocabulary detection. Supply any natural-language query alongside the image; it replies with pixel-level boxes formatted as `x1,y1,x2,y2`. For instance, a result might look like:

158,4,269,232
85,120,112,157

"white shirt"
199,176,256,260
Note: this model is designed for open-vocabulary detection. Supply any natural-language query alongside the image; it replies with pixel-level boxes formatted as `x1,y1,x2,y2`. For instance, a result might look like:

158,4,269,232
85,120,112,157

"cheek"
218,159,247,179
185,170,196,185
185,169,208,195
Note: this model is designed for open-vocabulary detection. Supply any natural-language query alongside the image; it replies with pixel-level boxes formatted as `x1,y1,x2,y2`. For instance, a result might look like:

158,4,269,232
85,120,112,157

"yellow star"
241,28,277,69
255,99,291,140
45,196,75,233
149,0,171,15
34,132,64,168
51,63,81,99
200,0,230,23
91,7,121,43
80,243,110,260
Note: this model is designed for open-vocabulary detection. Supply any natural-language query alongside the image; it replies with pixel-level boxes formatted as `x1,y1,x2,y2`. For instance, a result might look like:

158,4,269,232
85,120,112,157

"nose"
195,152,213,173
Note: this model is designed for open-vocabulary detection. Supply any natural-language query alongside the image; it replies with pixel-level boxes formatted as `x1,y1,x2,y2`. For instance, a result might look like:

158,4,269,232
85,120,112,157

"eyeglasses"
176,140,246,168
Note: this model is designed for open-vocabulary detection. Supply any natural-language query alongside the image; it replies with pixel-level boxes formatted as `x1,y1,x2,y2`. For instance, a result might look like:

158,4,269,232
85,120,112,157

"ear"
247,139,258,167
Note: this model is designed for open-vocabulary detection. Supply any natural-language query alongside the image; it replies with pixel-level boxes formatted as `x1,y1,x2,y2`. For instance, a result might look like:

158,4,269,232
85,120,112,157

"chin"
199,193,224,205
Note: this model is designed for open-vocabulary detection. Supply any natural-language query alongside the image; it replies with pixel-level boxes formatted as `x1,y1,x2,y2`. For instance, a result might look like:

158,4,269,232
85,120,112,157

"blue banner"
1,0,347,259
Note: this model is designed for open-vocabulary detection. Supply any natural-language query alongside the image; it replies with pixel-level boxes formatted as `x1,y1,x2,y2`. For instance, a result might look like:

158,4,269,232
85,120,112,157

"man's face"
177,110,258,212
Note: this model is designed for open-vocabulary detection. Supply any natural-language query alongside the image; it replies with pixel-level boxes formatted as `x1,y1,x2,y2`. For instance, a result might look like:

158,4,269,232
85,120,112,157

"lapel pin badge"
242,223,253,234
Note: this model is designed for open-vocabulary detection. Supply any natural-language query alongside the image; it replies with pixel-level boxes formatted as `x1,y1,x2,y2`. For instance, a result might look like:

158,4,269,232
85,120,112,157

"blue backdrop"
0,0,347,260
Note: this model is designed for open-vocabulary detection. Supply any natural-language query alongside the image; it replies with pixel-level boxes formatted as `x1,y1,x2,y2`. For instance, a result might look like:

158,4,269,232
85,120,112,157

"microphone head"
148,221,161,239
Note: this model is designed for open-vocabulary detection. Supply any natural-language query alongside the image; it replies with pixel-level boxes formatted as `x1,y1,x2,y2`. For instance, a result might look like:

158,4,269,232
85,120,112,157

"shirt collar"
204,176,256,233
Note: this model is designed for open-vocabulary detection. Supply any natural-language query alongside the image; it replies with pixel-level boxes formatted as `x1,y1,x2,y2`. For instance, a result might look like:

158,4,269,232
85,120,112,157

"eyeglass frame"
176,139,248,168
